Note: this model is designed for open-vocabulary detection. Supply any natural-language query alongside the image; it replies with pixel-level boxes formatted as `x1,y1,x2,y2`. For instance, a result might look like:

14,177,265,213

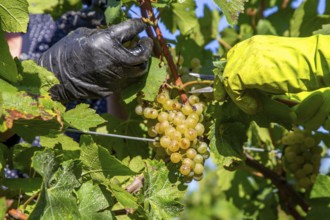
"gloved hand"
38,19,153,103
223,34,330,115
288,88,330,131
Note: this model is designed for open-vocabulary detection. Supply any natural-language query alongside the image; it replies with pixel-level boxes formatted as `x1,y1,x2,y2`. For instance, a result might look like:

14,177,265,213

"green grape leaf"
40,131,80,151
104,1,125,25
122,57,167,103
160,0,198,35
27,0,82,19
29,150,81,220
0,178,42,193
310,175,330,199
0,143,6,175
15,60,59,95
290,0,330,37
63,103,106,131
92,106,149,160
267,5,294,36
256,19,277,35
0,0,29,32
13,143,43,173
80,135,136,183
213,0,247,26
207,102,248,167
109,183,138,209
77,181,115,220
0,31,18,83
0,197,5,220
142,160,186,219
213,60,227,101
313,24,330,35
191,5,221,47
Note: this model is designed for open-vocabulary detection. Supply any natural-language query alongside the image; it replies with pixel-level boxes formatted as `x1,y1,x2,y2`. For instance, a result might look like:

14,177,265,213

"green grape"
192,103,204,115
170,152,182,163
287,163,299,172
302,163,314,174
143,107,152,118
186,148,197,159
160,136,171,148
193,154,204,164
147,126,158,137
170,130,182,141
158,112,169,122
163,99,174,111
190,58,201,68
184,118,198,129
168,140,180,152
175,55,184,66
195,123,205,136
188,95,200,105
168,111,176,122
285,151,297,162
294,169,305,179
182,103,194,115
184,128,198,141
158,121,170,134
304,136,315,148
180,164,191,176
182,158,194,168
193,163,204,175
180,138,191,149
135,105,143,115
165,126,176,137
298,177,312,188
197,142,208,154
176,124,188,134
188,113,200,122
193,174,203,181
296,156,305,165
149,108,158,119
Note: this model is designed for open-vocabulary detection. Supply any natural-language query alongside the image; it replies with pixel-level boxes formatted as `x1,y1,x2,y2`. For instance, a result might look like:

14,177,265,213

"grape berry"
282,129,322,189
136,89,209,182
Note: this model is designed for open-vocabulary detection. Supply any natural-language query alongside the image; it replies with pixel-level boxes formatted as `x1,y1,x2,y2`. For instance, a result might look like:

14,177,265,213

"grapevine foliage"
1,0,330,219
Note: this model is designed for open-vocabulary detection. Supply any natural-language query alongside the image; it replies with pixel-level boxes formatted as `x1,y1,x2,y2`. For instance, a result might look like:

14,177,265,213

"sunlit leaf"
213,0,247,26
0,31,18,83
0,0,29,32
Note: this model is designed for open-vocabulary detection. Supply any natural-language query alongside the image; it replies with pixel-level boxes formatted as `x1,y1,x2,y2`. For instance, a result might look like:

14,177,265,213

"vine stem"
244,154,309,219
23,191,40,210
139,0,188,102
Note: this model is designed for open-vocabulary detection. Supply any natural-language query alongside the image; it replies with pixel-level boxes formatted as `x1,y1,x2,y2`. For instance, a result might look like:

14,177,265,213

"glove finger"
108,18,147,43
223,74,259,114
128,37,153,60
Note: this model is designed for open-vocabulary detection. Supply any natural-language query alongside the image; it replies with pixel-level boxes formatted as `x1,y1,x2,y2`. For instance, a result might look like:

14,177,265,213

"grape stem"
163,80,213,92
139,0,188,102
245,154,309,219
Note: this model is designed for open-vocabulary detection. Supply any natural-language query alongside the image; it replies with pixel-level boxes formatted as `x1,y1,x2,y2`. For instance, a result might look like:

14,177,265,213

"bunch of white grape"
135,89,210,182
282,129,322,189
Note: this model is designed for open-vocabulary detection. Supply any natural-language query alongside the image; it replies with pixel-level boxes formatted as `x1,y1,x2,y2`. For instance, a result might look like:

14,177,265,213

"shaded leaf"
80,135,136,183
142,160,186,219
256,19,277,35
0,0,29,32
63,103,106,131
30,150,81,220
104,1,125,25
109,183,138,209
122,57,167,103
313,24,330,35
160,0,198,35
0,178,42,193
290,0,330,37
214,0,247,26
77,181,115,220
0,31,18,83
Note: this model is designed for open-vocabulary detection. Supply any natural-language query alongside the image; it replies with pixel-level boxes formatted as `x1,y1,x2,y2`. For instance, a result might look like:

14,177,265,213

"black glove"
38,19,153,103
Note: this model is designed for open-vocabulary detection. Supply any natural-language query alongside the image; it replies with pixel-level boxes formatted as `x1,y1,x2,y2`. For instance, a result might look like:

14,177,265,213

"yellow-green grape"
180,164,191,176
197,142,208,154
195,123,205,136
193,163,204,175
157,112,169,122
193,154,204,164
302,163,314,174
176,124,188,134
192,103,204,115
160,136,171,148
168,111,176,122
285,151,297,162
149,108,158,119
298,177,312,188
188,95,200,105
170,153,182,163
182,103,194,115
184,128,198,141
158,121,170,134
168,140,180,152
147,126,158,137
165,126,176,137
170,130,182,141
188,113,200,122
182,158,194,168
180,138,191,150
163,99,174,111
184,117,198,129
193,174,203,181
143,107,152,118
135,105,143,115
186,148,197,159
190,58,201,68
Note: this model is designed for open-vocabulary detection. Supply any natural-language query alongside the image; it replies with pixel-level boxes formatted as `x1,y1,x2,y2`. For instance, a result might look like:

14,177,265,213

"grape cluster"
282,129,322,189
135,90,210,182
